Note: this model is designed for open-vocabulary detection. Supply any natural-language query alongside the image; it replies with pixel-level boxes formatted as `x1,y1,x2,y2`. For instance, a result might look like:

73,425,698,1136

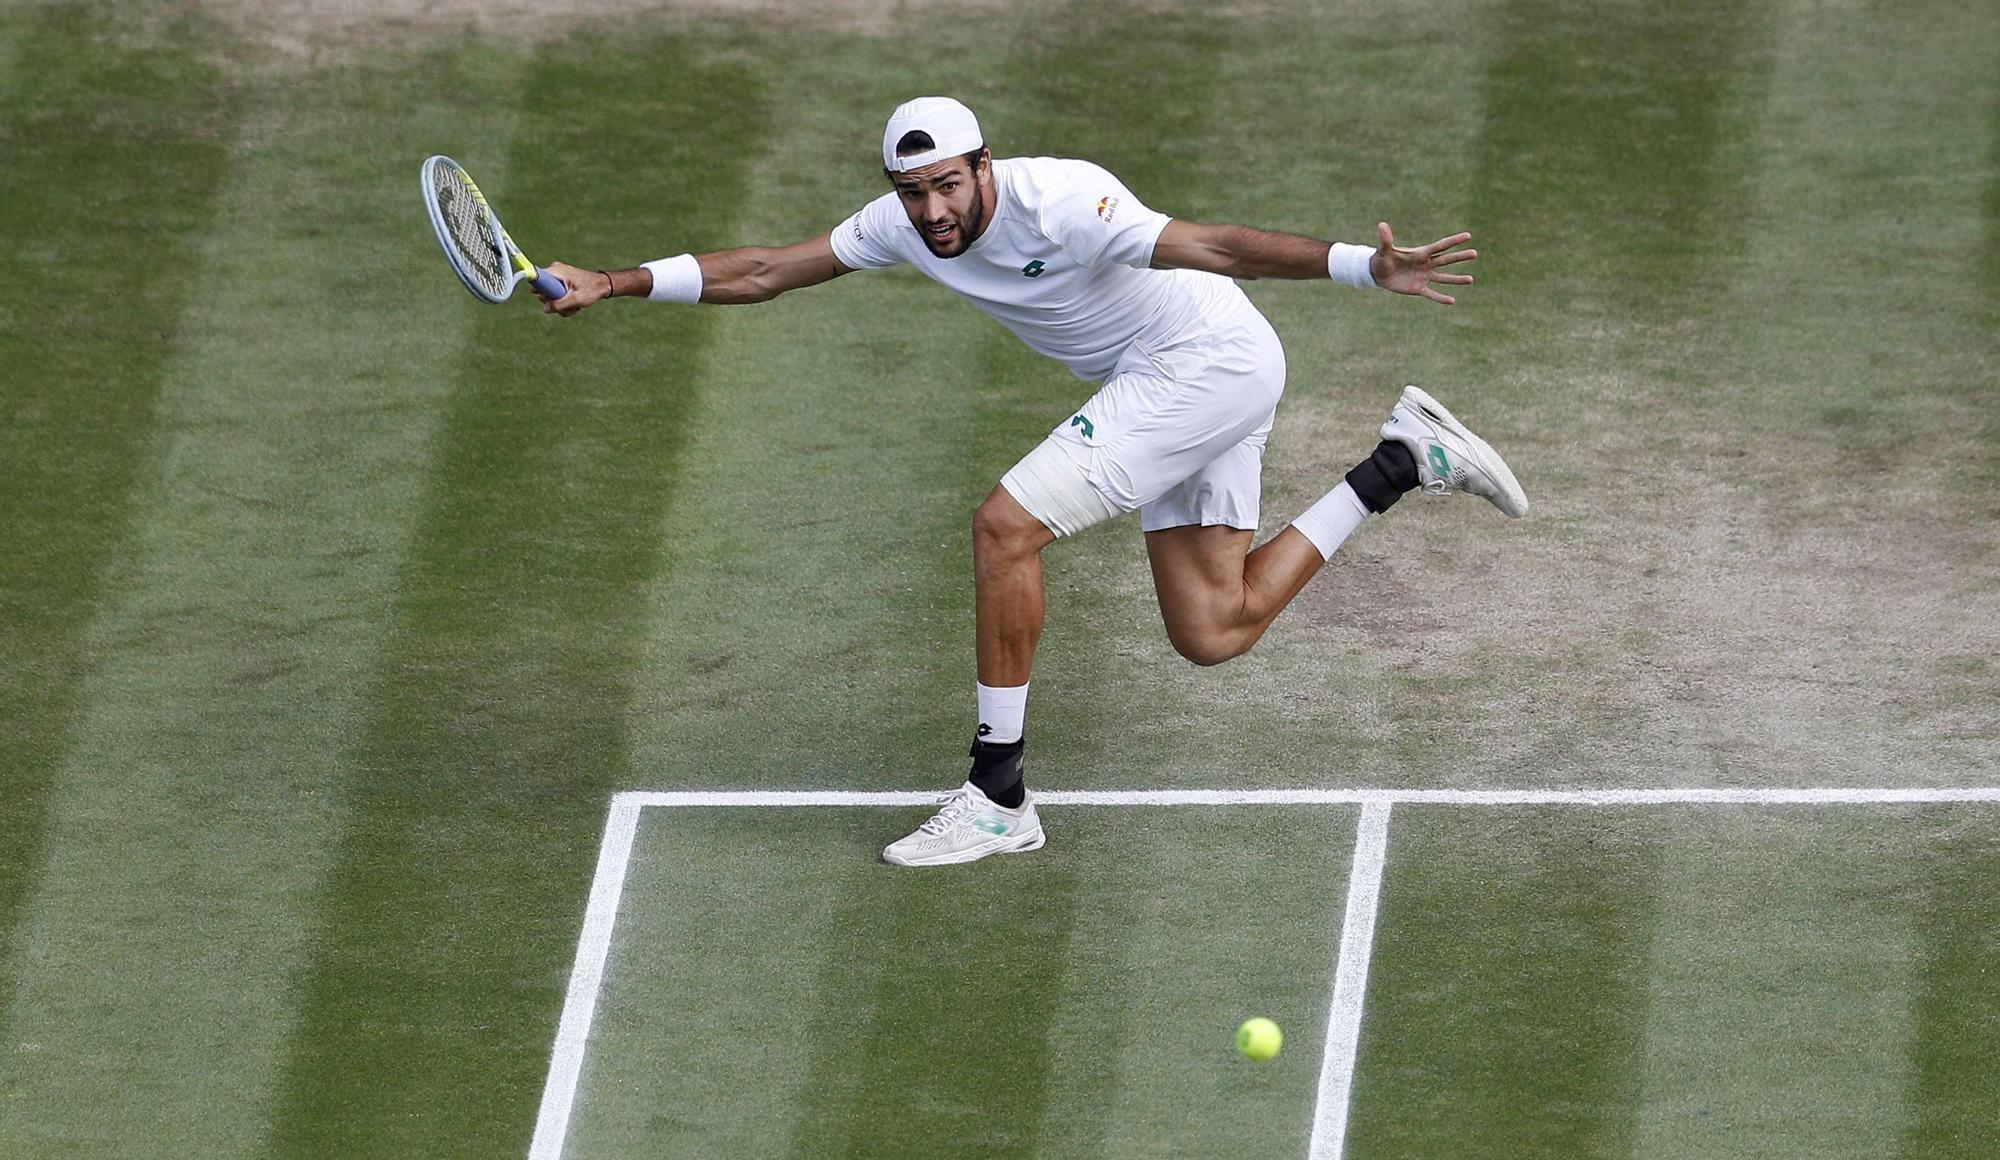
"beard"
920,185,987,259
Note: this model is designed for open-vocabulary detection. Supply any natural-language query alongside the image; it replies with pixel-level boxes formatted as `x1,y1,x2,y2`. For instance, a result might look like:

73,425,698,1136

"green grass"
0,0,237,998
267,33,766,1157
1352,807,2000,1158
569,806,1354,1157
0,0,1996,1155
1353,807,1660,1156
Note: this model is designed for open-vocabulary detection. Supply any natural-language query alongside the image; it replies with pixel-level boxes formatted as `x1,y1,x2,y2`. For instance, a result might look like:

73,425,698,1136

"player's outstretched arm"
1151,219,1475,305
536,232,852,316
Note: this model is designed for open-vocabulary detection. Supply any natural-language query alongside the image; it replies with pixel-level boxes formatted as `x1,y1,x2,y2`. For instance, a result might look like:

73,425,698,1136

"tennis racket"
420,154,567,303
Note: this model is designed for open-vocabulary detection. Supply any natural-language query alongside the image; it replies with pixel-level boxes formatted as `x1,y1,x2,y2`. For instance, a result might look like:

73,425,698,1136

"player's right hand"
537,261,612,317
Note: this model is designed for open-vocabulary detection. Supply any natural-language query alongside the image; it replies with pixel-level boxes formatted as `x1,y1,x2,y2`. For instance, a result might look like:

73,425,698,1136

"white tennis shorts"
1002,301,1286,536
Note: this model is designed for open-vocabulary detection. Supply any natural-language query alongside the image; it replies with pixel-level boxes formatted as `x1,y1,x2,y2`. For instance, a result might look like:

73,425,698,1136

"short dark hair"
885,130,986,178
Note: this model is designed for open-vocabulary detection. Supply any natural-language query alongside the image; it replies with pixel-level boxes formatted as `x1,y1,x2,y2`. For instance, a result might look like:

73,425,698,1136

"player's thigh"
1136,426,1269,535
1082,321,1283,511
1145,521,1255,635
999,434,1126,540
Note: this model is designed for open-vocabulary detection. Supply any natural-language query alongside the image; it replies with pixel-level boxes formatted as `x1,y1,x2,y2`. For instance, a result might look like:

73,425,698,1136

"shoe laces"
915,787,983,837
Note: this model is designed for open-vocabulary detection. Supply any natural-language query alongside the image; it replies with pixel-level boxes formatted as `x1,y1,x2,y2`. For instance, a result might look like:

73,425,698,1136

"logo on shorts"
1022,259,1046,278
1096,196,1120,222
1070,414,1094,438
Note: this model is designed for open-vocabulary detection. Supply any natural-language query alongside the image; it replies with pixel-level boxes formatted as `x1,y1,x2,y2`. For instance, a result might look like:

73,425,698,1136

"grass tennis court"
536,792,2000,1159
2,0,1995,1156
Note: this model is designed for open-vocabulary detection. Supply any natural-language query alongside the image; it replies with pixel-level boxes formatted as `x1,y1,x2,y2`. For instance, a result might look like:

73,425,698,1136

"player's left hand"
1370,223,1476,306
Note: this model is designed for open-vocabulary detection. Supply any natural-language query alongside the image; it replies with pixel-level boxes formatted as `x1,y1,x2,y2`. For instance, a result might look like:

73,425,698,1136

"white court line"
528,785,2000,1160
528,795,645,1160
1310,800,1392,1160
621,786,2000,808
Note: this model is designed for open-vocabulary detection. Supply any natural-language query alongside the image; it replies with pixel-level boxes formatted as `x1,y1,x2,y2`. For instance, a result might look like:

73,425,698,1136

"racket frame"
420,154,566,303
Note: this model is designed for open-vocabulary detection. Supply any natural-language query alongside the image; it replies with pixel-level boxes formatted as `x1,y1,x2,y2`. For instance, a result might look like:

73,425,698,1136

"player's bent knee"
972,493,1045,559
1167,626,1252,668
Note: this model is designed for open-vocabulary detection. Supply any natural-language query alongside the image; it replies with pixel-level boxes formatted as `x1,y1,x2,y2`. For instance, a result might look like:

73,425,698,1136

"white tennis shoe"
1380,385,1529,518
882,782,1045,866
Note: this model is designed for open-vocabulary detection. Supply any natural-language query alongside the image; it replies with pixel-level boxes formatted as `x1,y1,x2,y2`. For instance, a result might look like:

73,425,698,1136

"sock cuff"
976,681,1030,744
1292,481,1369,560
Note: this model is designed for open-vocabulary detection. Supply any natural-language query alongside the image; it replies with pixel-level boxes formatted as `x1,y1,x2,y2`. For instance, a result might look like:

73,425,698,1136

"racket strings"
430,166,511,299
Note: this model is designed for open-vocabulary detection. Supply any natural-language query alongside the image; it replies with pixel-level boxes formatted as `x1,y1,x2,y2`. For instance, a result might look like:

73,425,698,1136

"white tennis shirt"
830,156,1256,383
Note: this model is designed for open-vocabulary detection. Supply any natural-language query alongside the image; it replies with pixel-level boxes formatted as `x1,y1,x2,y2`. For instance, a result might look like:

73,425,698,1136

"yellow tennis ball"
1236,1017,1282,1061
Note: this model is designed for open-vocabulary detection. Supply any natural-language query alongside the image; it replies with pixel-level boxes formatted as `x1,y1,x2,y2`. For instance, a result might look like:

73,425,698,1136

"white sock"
1290,481,1371,561
976,681,1029,745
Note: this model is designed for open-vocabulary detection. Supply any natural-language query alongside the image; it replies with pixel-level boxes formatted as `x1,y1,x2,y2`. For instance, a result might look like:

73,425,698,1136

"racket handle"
531,268,568,299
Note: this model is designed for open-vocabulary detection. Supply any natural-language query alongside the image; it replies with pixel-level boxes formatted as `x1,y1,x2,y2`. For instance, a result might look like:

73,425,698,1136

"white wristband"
642,253,702,303
1327,242,1377,289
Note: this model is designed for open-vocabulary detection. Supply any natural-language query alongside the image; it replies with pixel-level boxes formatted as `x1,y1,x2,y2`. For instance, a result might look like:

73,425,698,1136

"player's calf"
1153,385,1529,671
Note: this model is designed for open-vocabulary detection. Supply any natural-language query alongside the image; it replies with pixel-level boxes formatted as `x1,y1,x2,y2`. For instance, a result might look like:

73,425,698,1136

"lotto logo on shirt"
1096,196,1121,223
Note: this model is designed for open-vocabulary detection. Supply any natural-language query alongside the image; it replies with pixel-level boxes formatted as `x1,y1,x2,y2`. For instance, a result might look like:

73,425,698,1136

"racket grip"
531,268,568,299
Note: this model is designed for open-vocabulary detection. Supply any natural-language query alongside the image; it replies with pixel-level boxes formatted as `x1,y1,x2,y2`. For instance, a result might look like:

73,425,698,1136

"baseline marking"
1311,800,1391,1160
528,785,2000,1159
618,787,2000,808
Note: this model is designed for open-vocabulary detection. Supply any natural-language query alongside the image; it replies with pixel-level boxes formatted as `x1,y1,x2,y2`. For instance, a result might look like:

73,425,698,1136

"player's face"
890,153,991,258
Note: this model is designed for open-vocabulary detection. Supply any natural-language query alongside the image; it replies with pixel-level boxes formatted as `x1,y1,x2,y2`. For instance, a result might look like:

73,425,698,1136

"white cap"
881,96,984,172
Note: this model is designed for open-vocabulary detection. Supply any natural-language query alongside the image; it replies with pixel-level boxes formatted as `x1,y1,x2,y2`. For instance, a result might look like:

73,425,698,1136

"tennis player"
539,96,1526,866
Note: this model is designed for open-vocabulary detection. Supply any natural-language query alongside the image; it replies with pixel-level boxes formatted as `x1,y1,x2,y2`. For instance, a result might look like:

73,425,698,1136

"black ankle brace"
1345,441,1418,513
968,738,1025,807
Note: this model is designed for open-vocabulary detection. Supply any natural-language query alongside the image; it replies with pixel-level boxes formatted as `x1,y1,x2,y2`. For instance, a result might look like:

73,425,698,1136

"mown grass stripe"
267,28,768,1158
613,34,1001,791
1634,810,1922,1155
0,35,525,1157
1716,0,1997,440
1346,808,1659,1156
597,25,994,1155
1461,0,1773,348
558,809,884,1158
1985,61,2000,506
1897,807,2000,1157
1347,3,1775,1136
1989,74,2000,301
0,0,234,1019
